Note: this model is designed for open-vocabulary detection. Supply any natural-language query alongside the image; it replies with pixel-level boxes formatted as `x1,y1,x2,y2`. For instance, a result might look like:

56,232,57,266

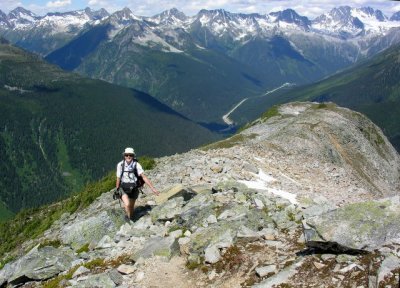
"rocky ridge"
0,102,399,287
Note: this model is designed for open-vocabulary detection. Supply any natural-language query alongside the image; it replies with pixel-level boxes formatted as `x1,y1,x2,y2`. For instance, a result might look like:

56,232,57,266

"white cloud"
46,0,72,8
0,0,23,12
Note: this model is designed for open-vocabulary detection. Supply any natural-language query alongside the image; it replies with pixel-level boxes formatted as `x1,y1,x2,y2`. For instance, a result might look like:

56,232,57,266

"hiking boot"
123,215,131,223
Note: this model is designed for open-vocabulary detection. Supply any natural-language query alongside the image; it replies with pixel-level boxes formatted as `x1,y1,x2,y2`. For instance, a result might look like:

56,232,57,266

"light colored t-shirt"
116,160,144,183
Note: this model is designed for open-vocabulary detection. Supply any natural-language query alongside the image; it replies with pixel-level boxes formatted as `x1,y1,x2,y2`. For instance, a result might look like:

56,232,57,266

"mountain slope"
232,43,400,152
1,102,399,287
0,40,219,213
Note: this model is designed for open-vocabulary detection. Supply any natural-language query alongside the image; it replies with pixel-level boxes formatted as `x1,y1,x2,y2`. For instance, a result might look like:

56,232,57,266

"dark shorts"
122,187,140,200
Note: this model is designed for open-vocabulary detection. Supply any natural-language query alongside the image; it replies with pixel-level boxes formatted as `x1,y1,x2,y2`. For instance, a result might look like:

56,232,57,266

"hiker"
116,147,159,220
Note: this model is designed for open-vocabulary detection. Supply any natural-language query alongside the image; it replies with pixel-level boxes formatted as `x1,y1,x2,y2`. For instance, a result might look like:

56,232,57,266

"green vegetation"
0,41,220,214
76,243,90,254
260,105,280,121
139,156,156,170
82,258,105,270
56,130,84,193
38,239,62,249
0,171,115,259
42,265,79,288
201,133,257,151
42,254,132,288
0,201,14,221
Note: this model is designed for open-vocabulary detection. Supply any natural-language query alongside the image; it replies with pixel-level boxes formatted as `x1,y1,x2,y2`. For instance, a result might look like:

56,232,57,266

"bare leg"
121,194,136,219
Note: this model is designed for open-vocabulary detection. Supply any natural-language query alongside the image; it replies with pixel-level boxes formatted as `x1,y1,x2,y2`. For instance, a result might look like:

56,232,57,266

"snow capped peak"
358,7,386,21
151,8,188,26
197,8,237,23
86,8,109,20
311,6,400,39
44,7,108,21
331,6,352,19
312,6,365,38
109,7,140,23
6,7,38,29
269,9,311,31
32,7,108,36
105,8,145,40
0,6,109,32
9,7,37,19
0,10,9,28
161,8,187,21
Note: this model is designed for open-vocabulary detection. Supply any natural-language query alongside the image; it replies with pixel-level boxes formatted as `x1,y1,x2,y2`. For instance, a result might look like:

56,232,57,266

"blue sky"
2,0,400,19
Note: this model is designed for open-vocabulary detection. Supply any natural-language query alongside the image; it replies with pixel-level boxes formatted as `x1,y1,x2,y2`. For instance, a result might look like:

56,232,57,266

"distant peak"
157,7,187,20
121,7,132,14
112,7,133,18
269,9,311,30
364,7,386,21
9,6,36,16
11,7,31,13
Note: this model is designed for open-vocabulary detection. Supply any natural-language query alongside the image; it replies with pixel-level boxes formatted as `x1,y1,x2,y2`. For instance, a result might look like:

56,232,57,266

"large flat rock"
303,196,400,252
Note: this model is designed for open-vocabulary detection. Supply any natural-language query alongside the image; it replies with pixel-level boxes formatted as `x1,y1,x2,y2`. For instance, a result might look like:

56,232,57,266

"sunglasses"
124,154,134,157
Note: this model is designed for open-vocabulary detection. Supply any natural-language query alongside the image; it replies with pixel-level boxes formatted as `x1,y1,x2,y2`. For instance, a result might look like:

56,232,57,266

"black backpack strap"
133,160,144,193
132,160,139,178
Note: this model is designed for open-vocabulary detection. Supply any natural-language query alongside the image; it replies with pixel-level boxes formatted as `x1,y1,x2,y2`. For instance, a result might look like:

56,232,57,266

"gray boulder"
0,245,77,286
149,197,185,222
303,196,400,252
70,269,123,287
61,209,124,249
131,236,179,261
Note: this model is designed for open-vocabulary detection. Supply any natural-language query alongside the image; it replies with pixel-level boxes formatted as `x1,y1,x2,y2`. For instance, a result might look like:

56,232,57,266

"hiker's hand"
153,189,160,196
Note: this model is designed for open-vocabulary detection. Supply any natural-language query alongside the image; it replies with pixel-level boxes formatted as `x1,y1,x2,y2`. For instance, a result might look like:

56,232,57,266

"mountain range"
2,6,400,124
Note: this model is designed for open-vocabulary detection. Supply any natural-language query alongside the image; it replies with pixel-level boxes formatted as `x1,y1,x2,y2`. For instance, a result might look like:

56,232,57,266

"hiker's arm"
116,162,122,189
141,174,160,196
116,177,121,189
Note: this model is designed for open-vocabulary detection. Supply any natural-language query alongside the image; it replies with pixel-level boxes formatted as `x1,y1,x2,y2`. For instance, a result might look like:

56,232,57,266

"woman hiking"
116,147,159,221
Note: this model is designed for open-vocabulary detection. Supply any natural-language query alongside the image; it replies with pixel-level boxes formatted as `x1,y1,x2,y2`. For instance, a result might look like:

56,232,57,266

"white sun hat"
123,147,135,155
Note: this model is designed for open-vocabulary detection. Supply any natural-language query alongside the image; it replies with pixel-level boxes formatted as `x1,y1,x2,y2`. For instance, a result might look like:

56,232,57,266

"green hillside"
232,44,400,152
0,40,220,214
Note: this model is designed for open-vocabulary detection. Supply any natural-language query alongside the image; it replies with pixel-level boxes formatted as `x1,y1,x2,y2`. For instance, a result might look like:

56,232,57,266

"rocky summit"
1,102,399,287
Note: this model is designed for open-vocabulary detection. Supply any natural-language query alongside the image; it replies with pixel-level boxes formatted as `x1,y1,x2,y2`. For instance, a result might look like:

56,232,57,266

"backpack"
119,159,145,189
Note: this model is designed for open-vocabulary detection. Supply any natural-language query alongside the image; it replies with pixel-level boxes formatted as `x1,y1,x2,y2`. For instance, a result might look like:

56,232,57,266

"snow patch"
133,31,183,53
239,169,298,204
4,85,31,93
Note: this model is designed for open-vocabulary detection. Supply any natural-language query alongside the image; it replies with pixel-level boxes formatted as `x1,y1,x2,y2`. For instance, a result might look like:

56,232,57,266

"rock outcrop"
1,102,399,287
